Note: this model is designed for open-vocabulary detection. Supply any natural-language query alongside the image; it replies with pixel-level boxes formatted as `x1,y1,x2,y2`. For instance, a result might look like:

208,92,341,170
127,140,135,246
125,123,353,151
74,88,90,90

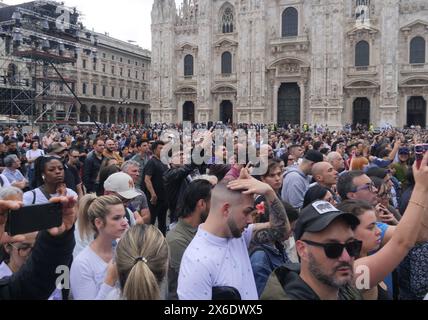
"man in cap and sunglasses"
261,200,363,300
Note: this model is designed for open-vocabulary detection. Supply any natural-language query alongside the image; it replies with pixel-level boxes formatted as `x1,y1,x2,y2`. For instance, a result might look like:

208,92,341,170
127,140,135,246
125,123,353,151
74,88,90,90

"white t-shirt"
70,245,115,300
0,261,12,279
0,174,11,188
25,149,45,169
177,224,258,300
23,187,77,205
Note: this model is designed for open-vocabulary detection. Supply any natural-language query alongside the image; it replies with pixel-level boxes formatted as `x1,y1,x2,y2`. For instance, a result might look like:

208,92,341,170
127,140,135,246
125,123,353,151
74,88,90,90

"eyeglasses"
10,243,34,257
301,239,363,259
354,183,376,193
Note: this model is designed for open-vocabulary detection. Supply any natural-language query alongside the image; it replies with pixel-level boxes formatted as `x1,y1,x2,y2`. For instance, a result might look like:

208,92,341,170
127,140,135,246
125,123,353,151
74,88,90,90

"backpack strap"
32,189,36,205
0,175,3,187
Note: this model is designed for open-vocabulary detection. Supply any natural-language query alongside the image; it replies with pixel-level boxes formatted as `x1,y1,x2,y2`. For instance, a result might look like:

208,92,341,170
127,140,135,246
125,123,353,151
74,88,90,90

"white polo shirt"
177,224,258,300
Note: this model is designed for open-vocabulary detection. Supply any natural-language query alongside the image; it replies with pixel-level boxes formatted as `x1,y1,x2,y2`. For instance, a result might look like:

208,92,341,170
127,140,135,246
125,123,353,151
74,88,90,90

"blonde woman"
70,195,128,300
103,224,169,300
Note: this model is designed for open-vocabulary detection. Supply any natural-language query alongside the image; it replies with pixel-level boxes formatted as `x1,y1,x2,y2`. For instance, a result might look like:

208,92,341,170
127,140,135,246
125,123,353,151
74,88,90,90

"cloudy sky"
4,0,184,50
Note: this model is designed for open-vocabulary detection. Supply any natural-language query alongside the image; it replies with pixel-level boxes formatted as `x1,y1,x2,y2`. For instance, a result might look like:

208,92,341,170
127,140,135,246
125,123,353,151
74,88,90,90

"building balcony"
347,66,378,77
400,63,428,75
270,35,310,54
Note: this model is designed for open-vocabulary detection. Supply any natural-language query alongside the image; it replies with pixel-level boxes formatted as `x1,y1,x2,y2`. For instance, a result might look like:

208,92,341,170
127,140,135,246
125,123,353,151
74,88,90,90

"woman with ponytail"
104,224,169,300
70,195,128,300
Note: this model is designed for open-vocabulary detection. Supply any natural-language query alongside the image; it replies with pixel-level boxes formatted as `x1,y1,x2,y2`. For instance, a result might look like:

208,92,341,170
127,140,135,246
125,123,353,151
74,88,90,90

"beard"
308,252,353,289
200,210,209,224
227,216,242,238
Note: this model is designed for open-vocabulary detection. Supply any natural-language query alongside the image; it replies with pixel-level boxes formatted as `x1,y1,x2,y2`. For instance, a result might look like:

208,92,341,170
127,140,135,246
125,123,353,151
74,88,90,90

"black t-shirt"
65,164,81,192
143,157,168,200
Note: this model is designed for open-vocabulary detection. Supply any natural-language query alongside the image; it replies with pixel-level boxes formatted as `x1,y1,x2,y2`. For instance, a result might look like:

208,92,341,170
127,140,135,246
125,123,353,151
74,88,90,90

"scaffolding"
0,1,98,131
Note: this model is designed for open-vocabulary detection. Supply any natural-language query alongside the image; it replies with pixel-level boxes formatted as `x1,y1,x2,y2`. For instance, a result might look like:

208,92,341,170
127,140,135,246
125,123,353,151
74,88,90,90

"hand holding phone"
415,144,428,169
5,196,77,237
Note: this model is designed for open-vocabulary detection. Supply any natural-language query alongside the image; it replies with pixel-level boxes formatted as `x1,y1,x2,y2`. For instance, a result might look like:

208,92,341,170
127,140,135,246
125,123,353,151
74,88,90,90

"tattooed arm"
251,190,290,244
227,172,290,244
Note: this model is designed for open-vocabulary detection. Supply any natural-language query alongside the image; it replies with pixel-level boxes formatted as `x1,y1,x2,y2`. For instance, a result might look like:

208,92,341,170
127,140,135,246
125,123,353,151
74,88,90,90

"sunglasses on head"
301,239,363,259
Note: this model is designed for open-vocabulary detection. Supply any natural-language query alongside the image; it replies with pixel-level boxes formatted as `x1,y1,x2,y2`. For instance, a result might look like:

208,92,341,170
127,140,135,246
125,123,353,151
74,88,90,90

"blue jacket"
250,243,289,298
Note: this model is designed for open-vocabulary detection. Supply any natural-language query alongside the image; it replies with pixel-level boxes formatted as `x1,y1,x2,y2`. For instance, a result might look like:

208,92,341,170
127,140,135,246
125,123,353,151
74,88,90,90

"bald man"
311,162,338,190
177,169,289,300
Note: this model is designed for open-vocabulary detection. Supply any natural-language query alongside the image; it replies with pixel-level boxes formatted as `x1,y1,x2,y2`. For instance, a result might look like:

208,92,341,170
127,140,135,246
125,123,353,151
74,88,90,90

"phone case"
6,202,63,236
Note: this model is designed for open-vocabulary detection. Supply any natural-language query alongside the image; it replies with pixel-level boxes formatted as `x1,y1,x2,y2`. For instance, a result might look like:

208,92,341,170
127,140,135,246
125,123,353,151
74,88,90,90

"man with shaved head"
310,161,339,203
311,162,338,190
177,168,289,300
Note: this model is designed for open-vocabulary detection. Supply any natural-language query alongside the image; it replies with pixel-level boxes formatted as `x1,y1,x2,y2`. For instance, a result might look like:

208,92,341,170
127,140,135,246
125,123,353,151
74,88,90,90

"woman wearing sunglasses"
337,152,428,300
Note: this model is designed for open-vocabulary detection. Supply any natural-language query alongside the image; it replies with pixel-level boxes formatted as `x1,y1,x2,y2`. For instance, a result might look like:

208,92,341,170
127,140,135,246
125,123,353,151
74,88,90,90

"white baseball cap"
104,172,140,200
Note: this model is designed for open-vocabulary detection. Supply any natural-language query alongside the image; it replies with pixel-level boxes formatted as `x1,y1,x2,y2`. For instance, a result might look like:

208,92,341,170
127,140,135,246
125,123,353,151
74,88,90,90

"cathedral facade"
151,0,428,128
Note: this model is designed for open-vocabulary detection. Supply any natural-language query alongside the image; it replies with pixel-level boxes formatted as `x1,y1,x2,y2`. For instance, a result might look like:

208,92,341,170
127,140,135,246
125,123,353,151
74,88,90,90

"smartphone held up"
5,202,63,236
415,144,428,169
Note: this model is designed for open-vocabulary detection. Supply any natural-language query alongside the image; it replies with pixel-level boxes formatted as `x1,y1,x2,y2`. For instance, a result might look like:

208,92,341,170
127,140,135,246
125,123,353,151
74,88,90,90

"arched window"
221,6,234,33
221,52,232,74
355,40,370,67
410,36,426,64
282,7,298,37
184,54,194,76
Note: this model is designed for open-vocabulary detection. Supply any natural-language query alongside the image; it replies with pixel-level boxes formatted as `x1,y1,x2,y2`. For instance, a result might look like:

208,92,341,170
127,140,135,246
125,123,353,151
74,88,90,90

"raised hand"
47,196,77,237
228,173,274,196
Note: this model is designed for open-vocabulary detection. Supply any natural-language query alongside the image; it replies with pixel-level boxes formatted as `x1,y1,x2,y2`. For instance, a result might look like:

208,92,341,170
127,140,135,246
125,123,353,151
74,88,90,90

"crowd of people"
0,122,427,300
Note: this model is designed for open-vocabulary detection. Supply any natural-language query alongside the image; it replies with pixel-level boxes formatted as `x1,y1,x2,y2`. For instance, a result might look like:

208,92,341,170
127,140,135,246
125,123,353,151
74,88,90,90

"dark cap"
366,167,388,179
294,201,360,241
398,147,410,155
304,150,324,163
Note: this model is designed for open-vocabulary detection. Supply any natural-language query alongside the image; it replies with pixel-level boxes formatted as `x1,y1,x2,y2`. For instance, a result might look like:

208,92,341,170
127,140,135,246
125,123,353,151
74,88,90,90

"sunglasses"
301,239,363,259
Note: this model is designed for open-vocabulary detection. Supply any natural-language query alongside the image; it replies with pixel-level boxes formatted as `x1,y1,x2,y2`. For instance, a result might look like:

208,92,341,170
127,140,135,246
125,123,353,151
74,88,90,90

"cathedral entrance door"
407,96,426,128
278,83,300,126
183,101,195,123
353,98,370,127
220,100,233,123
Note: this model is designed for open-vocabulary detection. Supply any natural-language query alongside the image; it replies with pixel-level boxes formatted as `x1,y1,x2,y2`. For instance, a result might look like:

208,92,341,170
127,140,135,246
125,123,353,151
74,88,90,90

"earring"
42,175,45,180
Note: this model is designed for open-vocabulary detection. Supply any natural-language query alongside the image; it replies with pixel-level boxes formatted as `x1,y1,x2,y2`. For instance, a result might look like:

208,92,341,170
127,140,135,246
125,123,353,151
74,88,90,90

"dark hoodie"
261,263,363,300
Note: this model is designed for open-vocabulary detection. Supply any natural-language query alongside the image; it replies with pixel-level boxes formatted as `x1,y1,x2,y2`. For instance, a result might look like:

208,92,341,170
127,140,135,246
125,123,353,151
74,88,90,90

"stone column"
273,82,279,124
136,108,141,124
298,81,305,125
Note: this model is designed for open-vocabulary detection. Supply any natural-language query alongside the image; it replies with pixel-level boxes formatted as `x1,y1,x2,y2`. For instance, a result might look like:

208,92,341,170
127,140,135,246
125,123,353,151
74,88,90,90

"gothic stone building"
151,0,428,128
